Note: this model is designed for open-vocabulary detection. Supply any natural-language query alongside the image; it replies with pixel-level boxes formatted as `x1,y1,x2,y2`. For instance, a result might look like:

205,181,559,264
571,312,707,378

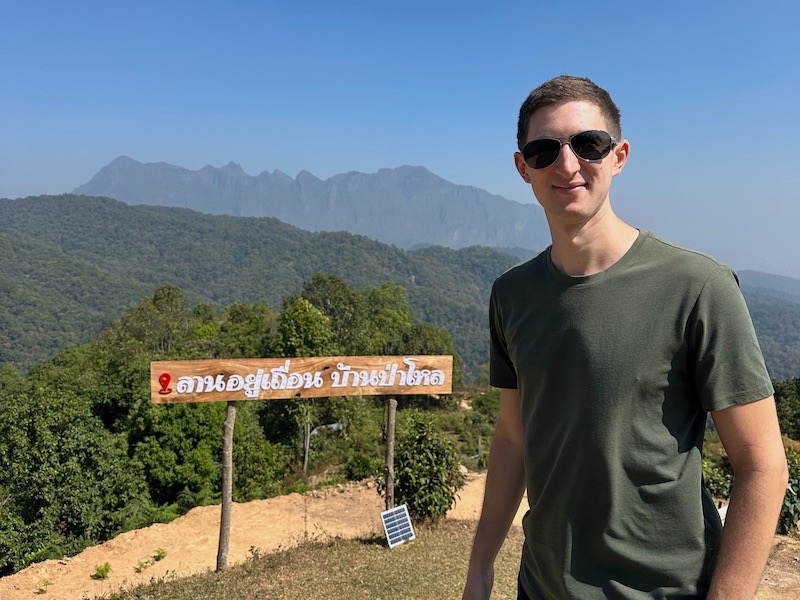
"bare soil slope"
0,474,796,599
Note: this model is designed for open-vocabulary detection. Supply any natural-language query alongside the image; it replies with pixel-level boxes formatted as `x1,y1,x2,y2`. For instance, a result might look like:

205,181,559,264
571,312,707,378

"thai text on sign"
150,355,453,404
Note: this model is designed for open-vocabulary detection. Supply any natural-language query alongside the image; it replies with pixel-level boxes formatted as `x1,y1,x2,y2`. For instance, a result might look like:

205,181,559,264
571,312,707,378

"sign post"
385,398,397,510
150,355,452,569
216,401,237,571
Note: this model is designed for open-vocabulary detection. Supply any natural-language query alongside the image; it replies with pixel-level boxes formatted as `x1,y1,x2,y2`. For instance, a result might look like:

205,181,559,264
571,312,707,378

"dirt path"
0,474,796,599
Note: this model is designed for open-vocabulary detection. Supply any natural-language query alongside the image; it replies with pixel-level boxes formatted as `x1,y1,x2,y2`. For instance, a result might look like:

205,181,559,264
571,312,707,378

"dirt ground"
0,473,797,600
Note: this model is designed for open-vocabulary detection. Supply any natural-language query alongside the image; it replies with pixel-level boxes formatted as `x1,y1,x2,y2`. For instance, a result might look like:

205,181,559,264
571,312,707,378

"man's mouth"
553,182,585,191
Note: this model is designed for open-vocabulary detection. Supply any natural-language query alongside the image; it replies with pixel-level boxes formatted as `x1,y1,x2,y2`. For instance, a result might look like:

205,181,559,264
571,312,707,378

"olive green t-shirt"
489,231,773,599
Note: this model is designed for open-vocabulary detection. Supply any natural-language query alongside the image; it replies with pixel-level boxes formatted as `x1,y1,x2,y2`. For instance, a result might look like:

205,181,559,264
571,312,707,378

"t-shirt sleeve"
489,283,518,389
690,266,774,412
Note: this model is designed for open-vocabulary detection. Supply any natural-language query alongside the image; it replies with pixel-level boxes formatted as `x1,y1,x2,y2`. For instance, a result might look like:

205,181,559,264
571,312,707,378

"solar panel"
381,504,416,549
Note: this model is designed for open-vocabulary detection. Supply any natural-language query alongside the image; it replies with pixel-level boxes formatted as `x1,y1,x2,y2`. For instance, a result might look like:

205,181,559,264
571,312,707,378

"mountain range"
73,156,550,253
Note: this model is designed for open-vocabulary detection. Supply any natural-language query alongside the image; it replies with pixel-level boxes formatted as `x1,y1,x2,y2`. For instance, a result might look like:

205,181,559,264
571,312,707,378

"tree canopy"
0,276,462,575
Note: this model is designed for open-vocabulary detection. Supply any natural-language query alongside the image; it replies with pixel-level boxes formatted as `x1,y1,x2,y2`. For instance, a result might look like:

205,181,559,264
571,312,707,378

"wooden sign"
150,355,452,404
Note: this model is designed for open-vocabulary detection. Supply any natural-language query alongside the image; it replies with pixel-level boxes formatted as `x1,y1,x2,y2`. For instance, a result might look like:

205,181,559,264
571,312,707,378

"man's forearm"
463,387,526,600
709,398,789,600
707,467,788,600
467,433,526,569
463,432,526,600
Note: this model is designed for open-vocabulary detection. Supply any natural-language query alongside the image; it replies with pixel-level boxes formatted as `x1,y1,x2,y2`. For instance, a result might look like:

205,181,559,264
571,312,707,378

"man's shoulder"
493,249,549,289
638,231,734,282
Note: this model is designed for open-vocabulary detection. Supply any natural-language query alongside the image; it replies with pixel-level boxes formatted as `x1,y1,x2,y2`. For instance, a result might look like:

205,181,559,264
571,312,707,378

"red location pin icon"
158,372,172,394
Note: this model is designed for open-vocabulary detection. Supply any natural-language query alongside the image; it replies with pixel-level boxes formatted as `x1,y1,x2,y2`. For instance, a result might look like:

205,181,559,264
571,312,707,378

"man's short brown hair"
516,75,622,151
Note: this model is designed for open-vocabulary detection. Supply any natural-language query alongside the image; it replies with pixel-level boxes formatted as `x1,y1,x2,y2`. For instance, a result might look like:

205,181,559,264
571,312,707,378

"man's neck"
548,211,639,277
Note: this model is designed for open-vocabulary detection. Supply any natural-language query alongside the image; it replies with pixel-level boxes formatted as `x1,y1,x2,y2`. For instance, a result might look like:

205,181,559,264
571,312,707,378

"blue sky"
2,1,799,278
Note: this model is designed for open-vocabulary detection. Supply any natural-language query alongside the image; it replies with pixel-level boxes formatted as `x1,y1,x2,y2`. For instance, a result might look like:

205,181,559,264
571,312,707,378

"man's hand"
462,566,494,600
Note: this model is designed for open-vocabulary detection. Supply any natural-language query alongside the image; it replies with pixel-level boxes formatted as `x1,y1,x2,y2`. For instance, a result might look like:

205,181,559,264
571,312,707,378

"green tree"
362,282,413,355
232,402,288,501
403,321,463,389
268,298,337,477
216,301,276,358
301,273,370,354
274,298,335,358
131,402,225,505
0,485,27,575
387,415,465,522
0,371,146,573
116,285,190,355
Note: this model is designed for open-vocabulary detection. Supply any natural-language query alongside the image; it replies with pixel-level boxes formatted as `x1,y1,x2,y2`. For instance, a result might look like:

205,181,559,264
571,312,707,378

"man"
463,76,788,600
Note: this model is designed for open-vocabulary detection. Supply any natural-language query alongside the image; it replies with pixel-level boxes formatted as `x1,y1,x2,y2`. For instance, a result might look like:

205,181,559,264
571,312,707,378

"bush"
702,459,732,499
778,443,800,535
774,378,800,441
344,453,382,481
705,436,800,535
472,389,501,424
383,416,465,522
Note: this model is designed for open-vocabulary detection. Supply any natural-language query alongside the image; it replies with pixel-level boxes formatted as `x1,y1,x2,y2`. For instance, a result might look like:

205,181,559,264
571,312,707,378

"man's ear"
612,139,630,176
514,152,531,183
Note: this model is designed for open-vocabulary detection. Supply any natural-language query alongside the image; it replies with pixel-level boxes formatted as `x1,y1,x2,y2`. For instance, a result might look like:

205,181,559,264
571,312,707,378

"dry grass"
98,520,523,600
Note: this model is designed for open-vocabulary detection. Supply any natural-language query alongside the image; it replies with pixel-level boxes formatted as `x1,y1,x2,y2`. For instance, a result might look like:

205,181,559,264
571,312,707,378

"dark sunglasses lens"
523,139,561,169
571,131,612,161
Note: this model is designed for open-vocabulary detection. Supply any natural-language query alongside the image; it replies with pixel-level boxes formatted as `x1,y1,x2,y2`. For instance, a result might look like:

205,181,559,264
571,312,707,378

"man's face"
514,100,628,229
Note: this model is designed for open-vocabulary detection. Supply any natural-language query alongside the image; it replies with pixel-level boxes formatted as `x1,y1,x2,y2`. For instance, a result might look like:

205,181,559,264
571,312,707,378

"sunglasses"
521,130,619,169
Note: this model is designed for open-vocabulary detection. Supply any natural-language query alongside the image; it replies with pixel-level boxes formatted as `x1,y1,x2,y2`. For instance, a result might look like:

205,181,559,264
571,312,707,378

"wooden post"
302,402,311,480
216,401,237,572
385,397,397,510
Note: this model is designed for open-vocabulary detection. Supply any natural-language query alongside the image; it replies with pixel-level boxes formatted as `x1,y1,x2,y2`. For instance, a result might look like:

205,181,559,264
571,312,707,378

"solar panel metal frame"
380,503,416,549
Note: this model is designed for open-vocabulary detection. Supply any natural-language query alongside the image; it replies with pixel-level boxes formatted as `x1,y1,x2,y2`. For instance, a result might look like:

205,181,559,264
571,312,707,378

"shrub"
344,453,382,482
778,443,800,535
472,389,501,424
702,459,732,499
384,416,465,522
705,437,800,534
92,562,111,580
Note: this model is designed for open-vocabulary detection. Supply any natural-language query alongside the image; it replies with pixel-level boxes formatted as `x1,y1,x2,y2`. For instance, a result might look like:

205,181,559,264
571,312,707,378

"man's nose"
553,142,580,173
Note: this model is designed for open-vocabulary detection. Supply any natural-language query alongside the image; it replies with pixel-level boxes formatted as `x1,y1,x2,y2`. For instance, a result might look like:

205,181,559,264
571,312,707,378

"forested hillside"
1,194,799,380
739,271,800,381
0,195,519,379
741,288,800,380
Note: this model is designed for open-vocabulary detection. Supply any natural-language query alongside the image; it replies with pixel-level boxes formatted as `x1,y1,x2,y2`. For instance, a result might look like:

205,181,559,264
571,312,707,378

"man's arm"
463,387,526,600
707,396,789,600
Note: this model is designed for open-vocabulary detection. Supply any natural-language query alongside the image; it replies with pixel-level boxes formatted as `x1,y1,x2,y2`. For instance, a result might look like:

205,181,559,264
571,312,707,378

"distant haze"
74,157,550,253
